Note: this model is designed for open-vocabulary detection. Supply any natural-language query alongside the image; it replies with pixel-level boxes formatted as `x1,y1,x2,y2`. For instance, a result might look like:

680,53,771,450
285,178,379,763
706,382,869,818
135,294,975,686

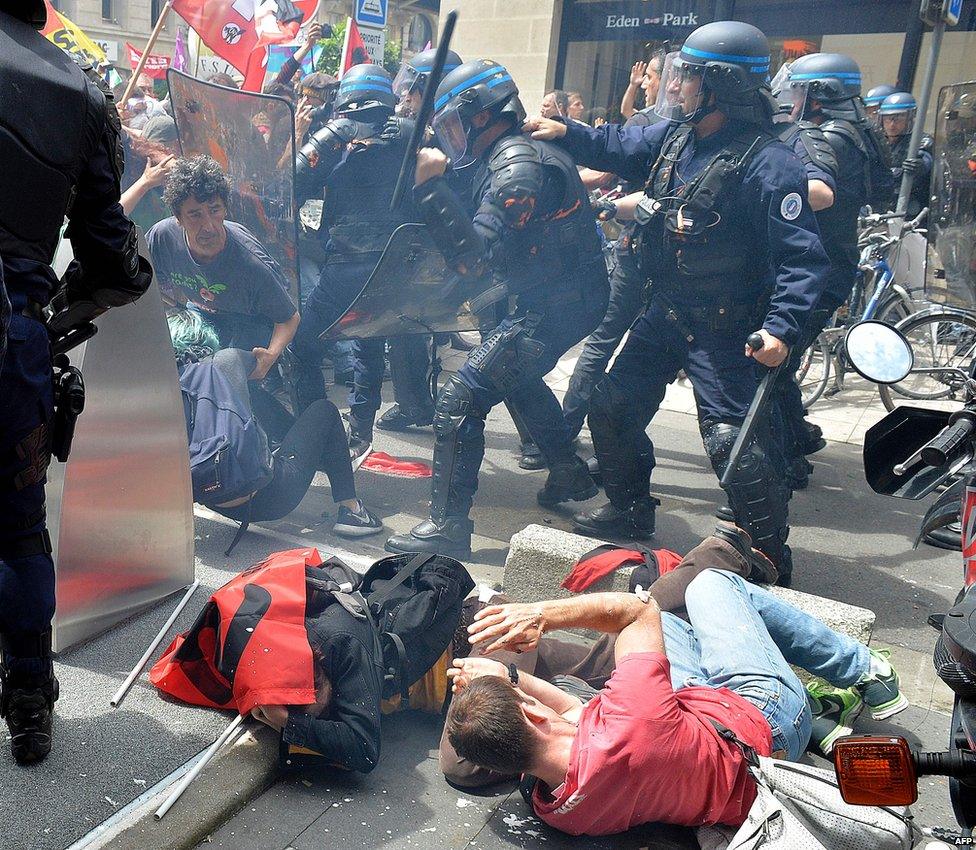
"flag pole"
122,0,174,103
338,16,352,78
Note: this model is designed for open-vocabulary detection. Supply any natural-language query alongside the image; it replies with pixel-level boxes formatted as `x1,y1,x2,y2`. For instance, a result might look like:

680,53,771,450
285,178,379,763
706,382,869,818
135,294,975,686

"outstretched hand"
522,116,567,141
630,60,648,87
467,602,548,654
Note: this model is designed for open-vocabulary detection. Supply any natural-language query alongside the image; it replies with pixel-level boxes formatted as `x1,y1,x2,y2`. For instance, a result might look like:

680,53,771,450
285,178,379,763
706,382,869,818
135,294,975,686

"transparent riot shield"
322,223,485,340
926,81,976,310
167,70,302,304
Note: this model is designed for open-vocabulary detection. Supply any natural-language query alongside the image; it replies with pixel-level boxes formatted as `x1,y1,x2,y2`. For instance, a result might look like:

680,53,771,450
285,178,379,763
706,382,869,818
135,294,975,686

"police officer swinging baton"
719,333,787,488
389,10,458,212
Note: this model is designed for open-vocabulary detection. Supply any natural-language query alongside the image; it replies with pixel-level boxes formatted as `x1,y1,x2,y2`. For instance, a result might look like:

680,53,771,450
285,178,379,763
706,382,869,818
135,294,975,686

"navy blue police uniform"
385,60,608,558
556,23,830,580
0,3,152,763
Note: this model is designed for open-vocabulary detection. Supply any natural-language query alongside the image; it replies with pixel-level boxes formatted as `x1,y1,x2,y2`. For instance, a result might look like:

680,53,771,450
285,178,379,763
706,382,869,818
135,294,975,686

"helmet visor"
393,64,422,98
880,107,915,138
655,53,705,122
432,104,473,169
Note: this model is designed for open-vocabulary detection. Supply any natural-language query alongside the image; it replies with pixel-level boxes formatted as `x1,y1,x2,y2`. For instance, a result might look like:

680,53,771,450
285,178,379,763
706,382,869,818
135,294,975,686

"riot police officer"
291,64,427,453
524,22,831,582
393,46,463,120
0,1,152,763
384,60,609,558
775,53,893,488
880,92,933,218
864,83,898,128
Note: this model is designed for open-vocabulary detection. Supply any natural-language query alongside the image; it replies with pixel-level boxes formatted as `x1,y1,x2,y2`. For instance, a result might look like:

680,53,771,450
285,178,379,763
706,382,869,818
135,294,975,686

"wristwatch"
508,663,520,686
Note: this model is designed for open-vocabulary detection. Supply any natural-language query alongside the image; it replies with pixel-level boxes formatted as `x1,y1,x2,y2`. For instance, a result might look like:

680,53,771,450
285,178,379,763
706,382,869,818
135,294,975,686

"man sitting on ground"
148,155,300,381
444,546,906,835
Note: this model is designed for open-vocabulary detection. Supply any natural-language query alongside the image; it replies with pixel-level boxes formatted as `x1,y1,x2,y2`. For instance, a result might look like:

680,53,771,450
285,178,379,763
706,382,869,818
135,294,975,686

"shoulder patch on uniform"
780,192,803,221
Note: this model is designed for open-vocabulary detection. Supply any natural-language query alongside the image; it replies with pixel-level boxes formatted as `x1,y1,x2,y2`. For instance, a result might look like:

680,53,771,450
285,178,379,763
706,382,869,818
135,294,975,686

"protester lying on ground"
148,155,300,379
151,548,475,775
444,550,907,834
169,312,381,540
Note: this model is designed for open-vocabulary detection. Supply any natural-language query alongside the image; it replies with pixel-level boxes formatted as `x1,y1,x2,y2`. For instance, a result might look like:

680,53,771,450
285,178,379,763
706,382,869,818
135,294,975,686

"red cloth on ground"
532,653,773,835
149,548,320,715
561,545,683,592
360,451,432,478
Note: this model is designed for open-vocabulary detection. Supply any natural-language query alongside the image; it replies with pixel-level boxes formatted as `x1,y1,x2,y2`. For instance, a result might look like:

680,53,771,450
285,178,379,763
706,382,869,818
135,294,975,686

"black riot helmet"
0,0,46,27
864,84,898,109
658,21,776,124
786,53,863,121
334,63,396,121
431,59,524,169
394,47,463,98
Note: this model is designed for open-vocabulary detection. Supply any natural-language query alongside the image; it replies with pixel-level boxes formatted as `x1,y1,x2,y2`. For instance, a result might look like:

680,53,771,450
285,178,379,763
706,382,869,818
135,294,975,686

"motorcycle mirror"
844,321,914,385
833,736,918,806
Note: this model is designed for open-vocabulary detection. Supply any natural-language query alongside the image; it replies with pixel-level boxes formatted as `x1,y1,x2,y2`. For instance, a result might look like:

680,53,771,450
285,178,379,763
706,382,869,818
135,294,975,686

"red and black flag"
150,547,322,715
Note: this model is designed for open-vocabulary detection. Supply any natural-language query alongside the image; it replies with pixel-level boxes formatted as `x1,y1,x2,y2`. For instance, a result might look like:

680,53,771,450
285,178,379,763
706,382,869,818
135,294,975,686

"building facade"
441,0,976,128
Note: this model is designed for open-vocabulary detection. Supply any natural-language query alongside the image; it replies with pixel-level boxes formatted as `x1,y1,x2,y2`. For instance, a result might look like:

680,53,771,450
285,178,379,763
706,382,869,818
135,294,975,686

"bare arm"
579,167,617,190
250,310,300,380
612,597,665,664
808,178,834,211
448,657,584,716
620,61,646,119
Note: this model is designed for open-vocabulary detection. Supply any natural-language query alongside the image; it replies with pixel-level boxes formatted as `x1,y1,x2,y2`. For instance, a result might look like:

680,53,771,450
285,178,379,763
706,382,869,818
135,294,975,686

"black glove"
593,200,617,222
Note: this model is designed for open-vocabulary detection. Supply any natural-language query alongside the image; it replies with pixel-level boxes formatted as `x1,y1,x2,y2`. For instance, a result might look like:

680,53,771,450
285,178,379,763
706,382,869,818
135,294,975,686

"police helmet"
879,91,917,115
864,84,898,108
0,0,46,27
663,21,775,124
431,59,523,168
879,92,917,138
334,64,396,118
394,48,463,98
786,53,862,120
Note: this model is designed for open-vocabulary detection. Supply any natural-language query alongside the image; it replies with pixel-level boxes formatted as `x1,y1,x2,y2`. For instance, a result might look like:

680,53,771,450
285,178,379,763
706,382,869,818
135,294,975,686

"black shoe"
1,676,58,765
803,422,827,455
786,457,814,491
349,431,373,460
376,405,435,432
715,503,735,523
333,501,384,538
710,523,778,584
775,545,794,588
537,457,598,507
585,455,601,487
519,441,546,471
573,496,659,540
384,517,473,559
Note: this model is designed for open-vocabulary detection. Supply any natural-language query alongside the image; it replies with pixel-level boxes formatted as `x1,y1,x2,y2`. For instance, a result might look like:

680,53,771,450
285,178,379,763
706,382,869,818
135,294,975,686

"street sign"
355,0,387,28
360,25,386,64
946,0,963,24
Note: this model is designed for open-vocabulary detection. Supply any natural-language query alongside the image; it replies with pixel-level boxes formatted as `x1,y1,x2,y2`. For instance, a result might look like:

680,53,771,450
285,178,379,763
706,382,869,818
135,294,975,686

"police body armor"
779,120,838,180
0,18,108,278
638,124,775,311
322,120,415,260
471,134,602,296
821,115,892,212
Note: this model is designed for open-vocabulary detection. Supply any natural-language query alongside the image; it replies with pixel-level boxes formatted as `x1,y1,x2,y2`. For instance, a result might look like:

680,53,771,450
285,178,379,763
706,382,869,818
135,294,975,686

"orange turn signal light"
833,736,918,806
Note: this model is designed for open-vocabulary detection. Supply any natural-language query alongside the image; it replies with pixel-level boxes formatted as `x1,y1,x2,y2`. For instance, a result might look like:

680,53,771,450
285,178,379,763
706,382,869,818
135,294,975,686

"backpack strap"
384,631,411,707
223,496,254,557
368,552,436,608
708,718,760,768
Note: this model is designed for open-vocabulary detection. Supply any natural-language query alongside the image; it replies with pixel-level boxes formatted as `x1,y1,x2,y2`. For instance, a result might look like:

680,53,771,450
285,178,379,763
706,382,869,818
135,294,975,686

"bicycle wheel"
797,334,831,409
879,309,976,412
875,289,917,328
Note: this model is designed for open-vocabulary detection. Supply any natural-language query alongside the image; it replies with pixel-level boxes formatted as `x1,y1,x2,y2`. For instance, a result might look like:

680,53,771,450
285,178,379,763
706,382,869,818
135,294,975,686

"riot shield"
322,223,485,340
926,81,976,310
167,70,302,304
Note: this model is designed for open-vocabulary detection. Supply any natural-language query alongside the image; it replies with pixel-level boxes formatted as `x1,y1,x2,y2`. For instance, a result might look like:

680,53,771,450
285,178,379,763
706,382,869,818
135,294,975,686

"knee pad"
702,421,740,472
433,376,474,440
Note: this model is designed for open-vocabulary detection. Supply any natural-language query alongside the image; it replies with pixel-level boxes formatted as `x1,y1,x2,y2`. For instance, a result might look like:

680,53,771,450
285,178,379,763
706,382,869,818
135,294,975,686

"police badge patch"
780,192,803,221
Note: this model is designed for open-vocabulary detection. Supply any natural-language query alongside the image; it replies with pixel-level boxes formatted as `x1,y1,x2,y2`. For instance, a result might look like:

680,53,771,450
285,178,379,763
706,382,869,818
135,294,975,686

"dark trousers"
216,398,357,524
0,295,55,678
387,335,434,414
562,241,645,439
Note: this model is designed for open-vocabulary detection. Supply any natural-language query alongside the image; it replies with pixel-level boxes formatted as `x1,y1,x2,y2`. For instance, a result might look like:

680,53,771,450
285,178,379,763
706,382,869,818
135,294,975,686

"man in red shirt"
444,567,902,835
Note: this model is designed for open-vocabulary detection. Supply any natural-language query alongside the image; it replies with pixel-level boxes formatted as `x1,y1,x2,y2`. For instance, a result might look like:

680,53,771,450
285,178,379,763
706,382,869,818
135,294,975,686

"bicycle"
798,208,927,409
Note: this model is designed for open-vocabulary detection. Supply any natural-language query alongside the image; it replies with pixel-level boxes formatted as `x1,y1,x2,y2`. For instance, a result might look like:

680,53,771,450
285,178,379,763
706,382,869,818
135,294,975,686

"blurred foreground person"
0,1,152,764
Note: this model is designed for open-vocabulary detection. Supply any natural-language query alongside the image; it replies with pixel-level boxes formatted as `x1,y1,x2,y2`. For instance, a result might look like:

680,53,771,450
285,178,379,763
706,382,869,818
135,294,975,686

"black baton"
719,333,787,489
389,10,458,213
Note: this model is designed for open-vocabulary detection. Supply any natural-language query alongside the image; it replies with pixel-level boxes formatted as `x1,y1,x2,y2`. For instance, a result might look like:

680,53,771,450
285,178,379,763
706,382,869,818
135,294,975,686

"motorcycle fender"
916,476,965,547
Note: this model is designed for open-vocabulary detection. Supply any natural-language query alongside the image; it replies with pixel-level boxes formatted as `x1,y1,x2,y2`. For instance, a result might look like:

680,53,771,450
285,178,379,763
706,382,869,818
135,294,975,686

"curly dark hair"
163,155,231,216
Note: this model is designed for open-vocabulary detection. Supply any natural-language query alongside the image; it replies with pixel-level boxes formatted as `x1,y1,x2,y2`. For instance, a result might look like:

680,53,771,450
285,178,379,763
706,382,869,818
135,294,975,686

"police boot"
803,421,827,455
518,440,546,471
385,518,474,559
572,495,660,540
376,404,435,432
0,632,58,765
538,456,598,508
786,456,814,491
715,503,736,523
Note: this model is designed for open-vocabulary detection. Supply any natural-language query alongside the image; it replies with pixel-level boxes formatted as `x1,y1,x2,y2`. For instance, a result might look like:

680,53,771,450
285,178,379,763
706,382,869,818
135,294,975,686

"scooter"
832,320,976,835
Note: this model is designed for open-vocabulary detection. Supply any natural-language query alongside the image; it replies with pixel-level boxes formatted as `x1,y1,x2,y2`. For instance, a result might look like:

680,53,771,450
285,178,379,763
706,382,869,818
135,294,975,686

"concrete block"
503,524,875,647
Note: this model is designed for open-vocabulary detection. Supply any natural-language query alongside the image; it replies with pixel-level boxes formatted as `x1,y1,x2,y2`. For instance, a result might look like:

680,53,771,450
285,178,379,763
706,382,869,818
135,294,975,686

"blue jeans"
660,569,870,760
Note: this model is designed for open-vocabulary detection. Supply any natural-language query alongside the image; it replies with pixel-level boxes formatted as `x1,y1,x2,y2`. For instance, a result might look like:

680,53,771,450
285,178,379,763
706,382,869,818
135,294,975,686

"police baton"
719,333,787,489
389,10,458,212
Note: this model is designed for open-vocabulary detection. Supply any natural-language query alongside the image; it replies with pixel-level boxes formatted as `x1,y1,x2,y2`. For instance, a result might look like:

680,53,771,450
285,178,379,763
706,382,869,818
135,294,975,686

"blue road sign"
355,0,388,29
946,0,963,25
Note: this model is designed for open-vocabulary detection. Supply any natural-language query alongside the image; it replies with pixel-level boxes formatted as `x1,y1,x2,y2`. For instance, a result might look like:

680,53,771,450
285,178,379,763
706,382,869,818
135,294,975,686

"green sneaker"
857,647,909,721
806,678,863,756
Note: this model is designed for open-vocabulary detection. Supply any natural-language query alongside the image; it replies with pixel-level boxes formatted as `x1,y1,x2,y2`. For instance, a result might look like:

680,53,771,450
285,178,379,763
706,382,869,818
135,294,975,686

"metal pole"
154,713,246,820
895,12,946,219
121,0,174,104
110,580,200,708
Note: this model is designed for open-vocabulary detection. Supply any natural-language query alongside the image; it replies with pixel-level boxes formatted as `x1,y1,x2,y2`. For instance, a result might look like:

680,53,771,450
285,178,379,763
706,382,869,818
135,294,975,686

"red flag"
125,41,171,80
340,17,371,77
149,548,321,715
173,0,317,87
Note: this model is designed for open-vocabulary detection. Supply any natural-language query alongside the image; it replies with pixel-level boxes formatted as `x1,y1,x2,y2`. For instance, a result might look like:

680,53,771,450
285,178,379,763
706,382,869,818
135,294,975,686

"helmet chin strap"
686,86,719,125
